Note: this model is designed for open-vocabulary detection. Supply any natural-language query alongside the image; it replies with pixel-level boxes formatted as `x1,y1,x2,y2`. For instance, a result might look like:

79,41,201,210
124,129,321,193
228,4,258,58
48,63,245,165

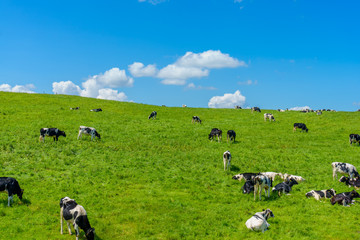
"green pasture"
0,92,359,239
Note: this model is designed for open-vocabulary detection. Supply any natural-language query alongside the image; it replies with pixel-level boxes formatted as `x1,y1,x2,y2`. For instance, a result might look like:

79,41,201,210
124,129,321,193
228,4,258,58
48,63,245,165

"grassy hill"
0,92,359,239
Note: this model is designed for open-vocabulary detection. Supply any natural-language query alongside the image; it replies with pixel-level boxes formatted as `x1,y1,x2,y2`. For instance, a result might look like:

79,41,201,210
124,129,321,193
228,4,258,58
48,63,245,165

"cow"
182,104,187,108
223,151,231,171
235,106,242,109
192,116,202,124
70,107,80,110
272,178,298,196
208,128,222,142
306,189,336,201
0,177,24,207
254,175,272,200
316,111,322,115
77,126,101,141
148,111,157,120
277,109,285,112
241,180,255,194
332,162,359,180
282,174,306,183
245,209,274,233
39,128,66,142
339,176,360,189
227,130,236,142
251,107,261,113
260,172,283,183
349,134,360,145
293,123,308,133
90,108,102,112
60,197,95,240
330,191,360,206
232,173,260,182
264,113,275,122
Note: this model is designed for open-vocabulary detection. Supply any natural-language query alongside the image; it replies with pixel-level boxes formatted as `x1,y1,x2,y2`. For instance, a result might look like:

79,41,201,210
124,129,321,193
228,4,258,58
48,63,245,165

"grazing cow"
349,134,360,145
306,189,336,201
90,108,102,112
241,180,255,194
272,178,298,196
235,105,242,109
264,113,275,122
148,111,157,120
245,209,274,233
316,111,322,115
223,151,231,171
332,162,359,180
277,109,285,112
77,126,101,141
60,197,95,240
192,116,202,124
251,107,261,113
182,104,187,108
282,174,306,183
232,173,260,182
293,123,308,133
254,175,272,200
70,107,80,110
0,177,24,207
260,172,282,183
339,176,360,189
39,128,66,142
227,130,236,142
208,128,222,142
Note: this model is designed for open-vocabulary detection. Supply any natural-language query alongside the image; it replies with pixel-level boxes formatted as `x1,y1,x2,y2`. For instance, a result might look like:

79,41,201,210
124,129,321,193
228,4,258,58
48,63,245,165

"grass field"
0,92,360,240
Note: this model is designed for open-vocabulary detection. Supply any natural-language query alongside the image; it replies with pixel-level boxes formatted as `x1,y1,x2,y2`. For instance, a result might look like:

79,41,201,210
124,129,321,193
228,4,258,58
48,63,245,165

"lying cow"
90,108,102,112
70,107,80,110
192,116,202,124
272,178,298,196
148,111,157,119
60,197,95,240
39,128,66,142
349,134,360,145
330,191,360,206
241,180,255,194
339,176,360,189
251,107,261,113
245,209,274,233
0,177,24,206
208,128,222,142
254,175,272,200
264,113,275,122
232,173,259,182
282,173,306,183
332,162,359,180
77,126,101,141
306,189,336,201
293,123,308,132
227,130,236,143
223,151,231,171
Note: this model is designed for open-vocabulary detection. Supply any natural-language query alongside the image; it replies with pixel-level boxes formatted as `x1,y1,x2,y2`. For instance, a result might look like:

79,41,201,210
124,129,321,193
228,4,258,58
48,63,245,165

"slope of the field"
0,92,360,240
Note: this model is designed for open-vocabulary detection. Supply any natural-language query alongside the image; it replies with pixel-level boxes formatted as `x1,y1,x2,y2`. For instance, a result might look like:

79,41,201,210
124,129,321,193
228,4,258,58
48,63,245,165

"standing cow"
332,162,359,180
77,126,101,141
0,177,24,206
251,107,261,113
227,130,236,142
39,128,66,142
264,113,275,122
223,151,231,171
148,111,157,120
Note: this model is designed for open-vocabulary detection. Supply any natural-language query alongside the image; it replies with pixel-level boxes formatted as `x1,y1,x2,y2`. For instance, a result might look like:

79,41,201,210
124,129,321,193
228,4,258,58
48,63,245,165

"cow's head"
263,209,274,219
86,228,95,240
95,132,101,139
339,176,348,183
305,191,314,198
18,189,24,200
60,131,66,137
327,189,336,197
351,190,360,198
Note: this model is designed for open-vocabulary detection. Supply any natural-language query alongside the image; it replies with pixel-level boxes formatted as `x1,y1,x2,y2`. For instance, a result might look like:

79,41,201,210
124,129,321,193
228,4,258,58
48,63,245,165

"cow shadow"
0,197,31,207
230,165,240,172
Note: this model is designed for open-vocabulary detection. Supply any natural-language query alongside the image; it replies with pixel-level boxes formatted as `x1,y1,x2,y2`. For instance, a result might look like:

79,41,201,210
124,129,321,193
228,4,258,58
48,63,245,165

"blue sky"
1,0,359,110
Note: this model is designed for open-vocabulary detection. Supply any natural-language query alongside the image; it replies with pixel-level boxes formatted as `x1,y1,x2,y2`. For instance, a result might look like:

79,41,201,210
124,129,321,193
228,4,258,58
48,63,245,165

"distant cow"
349,134,360,145
208,128,222,142
272,178,298,196
227,130,236,142
264,113,275,122
192,116,202,124
251,107,261,113
293,123,308,132
223,151,231,171
232,173,260,182
306,189,336,201
316,111,322,115
0,177,24,206
254,175,272,200
182,105,187,108
277,109,285,112
235,106,242,109
39,128,66,142
282,174,306,183
70,107,80,110
339,176,360,189
78,126,101,141
90,108,102,112
245,209,274,233
148,111,157,119
60,197,95,240
332,162,359,180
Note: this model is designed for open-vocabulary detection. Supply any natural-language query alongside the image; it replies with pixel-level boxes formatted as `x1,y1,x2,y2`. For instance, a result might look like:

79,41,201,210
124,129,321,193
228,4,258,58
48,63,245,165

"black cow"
39,128,66,142
241,180,255,194
251,107,261,113
148,111,157,120
0,177,24,206
90,108,102,112
349,134,360,145
192,116,202,124
331,190,360,206
293,123,308,132
272,178,298,196
60,197,95,240
227,130,236,143
208,128,222,142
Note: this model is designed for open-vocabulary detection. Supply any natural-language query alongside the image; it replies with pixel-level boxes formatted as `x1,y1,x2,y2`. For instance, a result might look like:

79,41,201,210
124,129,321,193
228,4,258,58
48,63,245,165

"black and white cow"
293,123,308,132
90,108,102,112
316,111,322,115
70,107,80,110
339,176,360,189
60,197,95,240
232,173,260,182
227,130,236,142
254,175,272,200
241,180,255,194
332,162,359,180
260,172,283,183
223,151,231,171
330,190,360,206
349,134,360,145
77,126,101,141
235,106,242,109
264,113,275,122
272,178,298,196
192,116,202,124
0,177,24,206
251,107,261,113
282,173,306,183
208,128,222,142
306,189,336,201
148,111,157,120
245,209,274,233
39,128,66,142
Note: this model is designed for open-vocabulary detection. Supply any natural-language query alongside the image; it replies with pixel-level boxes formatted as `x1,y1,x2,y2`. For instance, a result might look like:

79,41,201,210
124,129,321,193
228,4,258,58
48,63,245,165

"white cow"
332,162,359,180
245,209,274,232
282,173,306,182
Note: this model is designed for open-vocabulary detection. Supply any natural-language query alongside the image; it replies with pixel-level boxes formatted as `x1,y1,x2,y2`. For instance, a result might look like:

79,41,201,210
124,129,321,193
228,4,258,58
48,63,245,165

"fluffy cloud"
97,88,128,101
93,68,133,88
128,62,158,77
157,64,209,85
208,90,246,108
289,106,311,111
52,81,81,95
0,84,35,93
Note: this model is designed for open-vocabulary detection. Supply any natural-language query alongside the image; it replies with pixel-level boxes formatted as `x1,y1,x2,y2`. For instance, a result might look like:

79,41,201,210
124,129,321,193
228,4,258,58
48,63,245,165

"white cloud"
289,106,311,111
128,62,158,77
138,0,167,5
186,83,216,90
97,88,128,101
0,84,35,93
238,80,258,85
208,90,246,108
52,81,81,95
94,68,133,88
157,64,209,85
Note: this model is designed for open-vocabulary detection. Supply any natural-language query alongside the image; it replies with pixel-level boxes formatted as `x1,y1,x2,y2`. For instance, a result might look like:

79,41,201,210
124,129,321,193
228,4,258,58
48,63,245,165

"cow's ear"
262,209,265,211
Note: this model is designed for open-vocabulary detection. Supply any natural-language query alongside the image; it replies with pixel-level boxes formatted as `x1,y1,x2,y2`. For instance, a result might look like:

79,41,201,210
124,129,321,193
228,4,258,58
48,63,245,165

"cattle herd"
1,106,359,237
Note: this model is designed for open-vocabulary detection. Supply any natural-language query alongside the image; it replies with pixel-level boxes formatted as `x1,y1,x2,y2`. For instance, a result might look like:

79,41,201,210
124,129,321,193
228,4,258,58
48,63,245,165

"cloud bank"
0,84,35,93
208,90,246,108
289,106,311,111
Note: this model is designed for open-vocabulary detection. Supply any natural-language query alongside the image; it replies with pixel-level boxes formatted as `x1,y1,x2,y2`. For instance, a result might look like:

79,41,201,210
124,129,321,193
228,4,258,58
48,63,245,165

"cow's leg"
60,209,64,234
333,170,336,180
254,185,258,200
77,132,81,140
66,221,72,235
224,159,226,171
7,195,13,207
74,223,79,240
